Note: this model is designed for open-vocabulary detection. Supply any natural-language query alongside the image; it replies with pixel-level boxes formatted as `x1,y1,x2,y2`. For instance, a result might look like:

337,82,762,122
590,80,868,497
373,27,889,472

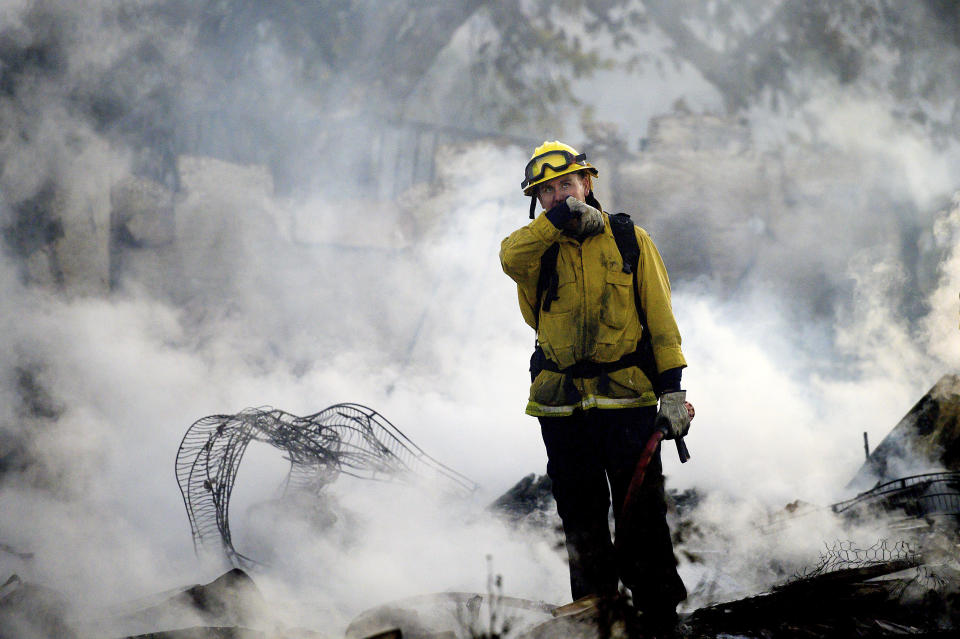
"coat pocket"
606,366,655,399
537,309,576,368
598,269,634,340
529,370,571,407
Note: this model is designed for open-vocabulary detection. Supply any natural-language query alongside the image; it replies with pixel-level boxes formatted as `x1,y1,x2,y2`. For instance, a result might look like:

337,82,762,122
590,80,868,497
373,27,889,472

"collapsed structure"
834,373,960,529
175,403,475,568
9,380,960,637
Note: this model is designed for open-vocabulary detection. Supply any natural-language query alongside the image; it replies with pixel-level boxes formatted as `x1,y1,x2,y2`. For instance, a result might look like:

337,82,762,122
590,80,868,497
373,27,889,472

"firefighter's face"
536,172,590,211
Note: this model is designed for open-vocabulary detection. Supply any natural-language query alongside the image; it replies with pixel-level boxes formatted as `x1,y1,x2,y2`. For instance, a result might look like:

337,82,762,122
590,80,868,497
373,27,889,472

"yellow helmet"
521,140,598,196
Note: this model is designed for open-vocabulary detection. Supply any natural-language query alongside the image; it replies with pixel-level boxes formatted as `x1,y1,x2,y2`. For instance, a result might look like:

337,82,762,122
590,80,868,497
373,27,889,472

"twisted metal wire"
791,539,921,582
175,403,476,568
831,472,960,522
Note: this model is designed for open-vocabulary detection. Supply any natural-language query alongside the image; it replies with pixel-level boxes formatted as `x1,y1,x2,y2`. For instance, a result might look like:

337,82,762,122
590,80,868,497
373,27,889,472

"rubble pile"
5,376,960,638
688,558,960,638
849,374,960,490
483,375,960,638
0,574,76,639
488,473,557,532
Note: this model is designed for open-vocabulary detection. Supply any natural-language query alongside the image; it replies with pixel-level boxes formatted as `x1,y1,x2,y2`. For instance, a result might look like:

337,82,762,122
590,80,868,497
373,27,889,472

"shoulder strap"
608,213,640,276
609,214,644,323
609,213,662,396
608,213,642,322
533,242,560,331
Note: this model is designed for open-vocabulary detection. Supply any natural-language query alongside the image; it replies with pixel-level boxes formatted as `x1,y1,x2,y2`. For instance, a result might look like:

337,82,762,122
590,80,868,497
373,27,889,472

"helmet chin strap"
585,191,602,211
529,195,538,219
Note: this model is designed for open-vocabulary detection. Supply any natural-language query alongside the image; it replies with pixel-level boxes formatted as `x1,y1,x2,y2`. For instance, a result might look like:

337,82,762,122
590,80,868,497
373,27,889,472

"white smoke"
0,139,565,635
1,1,960,637
923,195,960,366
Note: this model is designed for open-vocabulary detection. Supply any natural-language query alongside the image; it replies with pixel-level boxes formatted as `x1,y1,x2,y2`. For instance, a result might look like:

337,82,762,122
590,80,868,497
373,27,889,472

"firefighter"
499,141,691,630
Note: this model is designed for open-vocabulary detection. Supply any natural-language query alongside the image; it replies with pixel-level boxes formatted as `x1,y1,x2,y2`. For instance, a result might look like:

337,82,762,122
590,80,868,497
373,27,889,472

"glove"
544,199,574,229
566,197,604,236
655,390,691,440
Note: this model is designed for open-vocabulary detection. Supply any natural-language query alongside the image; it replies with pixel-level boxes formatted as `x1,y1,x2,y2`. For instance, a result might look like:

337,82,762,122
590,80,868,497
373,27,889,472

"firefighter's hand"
566,197,604,236
656,390,691,440
544,199,574,229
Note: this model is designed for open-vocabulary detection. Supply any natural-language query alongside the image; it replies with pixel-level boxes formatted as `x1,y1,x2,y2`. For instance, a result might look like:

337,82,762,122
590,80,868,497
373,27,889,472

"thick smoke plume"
0,0,958,636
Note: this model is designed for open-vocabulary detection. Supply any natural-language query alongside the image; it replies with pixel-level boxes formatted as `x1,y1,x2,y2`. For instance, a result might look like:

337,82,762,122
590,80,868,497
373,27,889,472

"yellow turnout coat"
500,210,686,417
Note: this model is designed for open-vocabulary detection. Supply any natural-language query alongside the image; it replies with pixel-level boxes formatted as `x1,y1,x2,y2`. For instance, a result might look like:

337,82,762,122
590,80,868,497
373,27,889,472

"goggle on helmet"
521,142,599,218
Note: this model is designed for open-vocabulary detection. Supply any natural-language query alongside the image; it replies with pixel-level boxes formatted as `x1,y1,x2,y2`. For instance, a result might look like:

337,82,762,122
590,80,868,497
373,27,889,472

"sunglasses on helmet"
521,150,588,190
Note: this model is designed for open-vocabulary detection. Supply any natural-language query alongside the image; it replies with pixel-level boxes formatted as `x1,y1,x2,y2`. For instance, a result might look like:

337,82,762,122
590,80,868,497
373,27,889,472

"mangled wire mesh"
791,539,921,582
786,539,955,602
175,403,477,568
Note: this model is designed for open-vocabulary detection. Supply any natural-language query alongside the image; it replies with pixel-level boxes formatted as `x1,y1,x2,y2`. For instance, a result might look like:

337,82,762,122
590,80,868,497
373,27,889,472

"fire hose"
619,402,694,524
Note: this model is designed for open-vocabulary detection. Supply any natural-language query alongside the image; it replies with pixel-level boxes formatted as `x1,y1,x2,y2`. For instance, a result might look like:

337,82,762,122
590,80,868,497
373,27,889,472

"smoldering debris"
338,540,960,639
89,569,268,637
487,473,555,529
470,373,960,638
75,568,327,638
25,552,960,639
847,374,960,491
686,554,960,639
344,591,556,639
0,573,76,639
677,374,960,637
5,376,960,638
833,472,960,533
688,376,960,636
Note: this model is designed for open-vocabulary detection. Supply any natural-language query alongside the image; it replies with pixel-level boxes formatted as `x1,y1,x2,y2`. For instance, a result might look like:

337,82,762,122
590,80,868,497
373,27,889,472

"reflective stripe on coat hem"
525,394,657,417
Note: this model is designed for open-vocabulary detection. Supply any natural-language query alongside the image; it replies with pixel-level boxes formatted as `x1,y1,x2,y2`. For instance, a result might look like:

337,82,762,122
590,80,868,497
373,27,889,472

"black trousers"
539,406,686,610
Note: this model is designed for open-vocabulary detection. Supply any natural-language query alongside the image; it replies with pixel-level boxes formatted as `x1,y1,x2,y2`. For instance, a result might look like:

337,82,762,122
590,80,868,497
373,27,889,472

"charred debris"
4,375,960,638
479,374,960,638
